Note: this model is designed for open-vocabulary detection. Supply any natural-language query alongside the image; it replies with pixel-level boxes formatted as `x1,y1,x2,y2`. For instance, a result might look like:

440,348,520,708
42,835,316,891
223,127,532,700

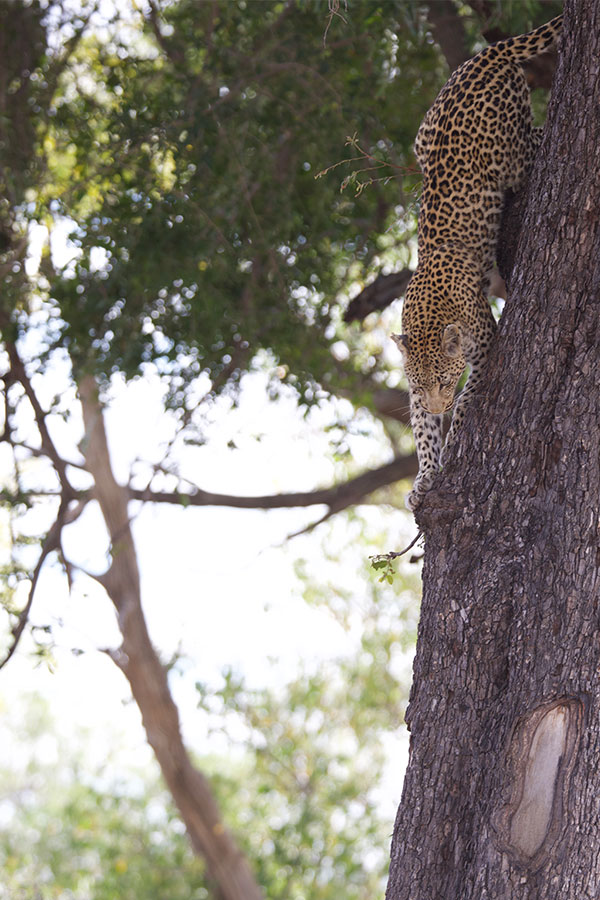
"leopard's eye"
439,375,452,387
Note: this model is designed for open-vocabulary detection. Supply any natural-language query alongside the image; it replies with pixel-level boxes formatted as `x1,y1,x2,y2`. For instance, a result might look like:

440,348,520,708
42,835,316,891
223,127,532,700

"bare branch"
284,506,338,540
371,529,423,566
7,438,87,470
343,269,413,323
79,375,141,617
130,453,418,514
0,450,418,515
323,0,348,48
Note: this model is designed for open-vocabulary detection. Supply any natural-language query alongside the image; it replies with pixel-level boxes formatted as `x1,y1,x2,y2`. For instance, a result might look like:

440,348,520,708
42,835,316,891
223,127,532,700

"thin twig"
323,0,348,48
387,530,423,559
316,133,419,197
1,333,76,497
370,530,424,574
0,499,66,670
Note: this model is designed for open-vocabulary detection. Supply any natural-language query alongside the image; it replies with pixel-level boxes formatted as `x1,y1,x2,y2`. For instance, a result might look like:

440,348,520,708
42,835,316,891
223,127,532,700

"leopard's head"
393,243,484,412
392,325,466,414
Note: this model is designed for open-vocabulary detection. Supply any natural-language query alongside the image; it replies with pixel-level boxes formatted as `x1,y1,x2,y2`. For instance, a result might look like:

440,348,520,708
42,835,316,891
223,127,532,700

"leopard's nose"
422,390,449,415
423,400,446,415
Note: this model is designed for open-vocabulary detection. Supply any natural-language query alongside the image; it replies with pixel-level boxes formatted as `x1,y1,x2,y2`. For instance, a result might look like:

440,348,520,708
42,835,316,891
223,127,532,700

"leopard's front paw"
406,488,424,511
406,471,436,511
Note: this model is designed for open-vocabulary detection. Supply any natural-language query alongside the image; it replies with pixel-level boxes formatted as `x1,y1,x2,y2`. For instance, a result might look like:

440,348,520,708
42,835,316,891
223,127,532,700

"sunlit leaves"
29,1,444,402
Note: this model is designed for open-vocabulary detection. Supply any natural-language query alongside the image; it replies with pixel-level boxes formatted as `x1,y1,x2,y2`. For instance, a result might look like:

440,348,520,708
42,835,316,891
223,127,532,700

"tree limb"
0,445,418,515
343,269,413,323
130,453,417,513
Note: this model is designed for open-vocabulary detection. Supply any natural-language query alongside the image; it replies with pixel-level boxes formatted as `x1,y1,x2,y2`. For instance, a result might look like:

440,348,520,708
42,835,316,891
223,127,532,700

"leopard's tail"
499,15,563,62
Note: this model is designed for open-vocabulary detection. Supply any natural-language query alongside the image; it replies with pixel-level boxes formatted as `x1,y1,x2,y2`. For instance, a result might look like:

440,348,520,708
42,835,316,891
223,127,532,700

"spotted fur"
394,15,562,510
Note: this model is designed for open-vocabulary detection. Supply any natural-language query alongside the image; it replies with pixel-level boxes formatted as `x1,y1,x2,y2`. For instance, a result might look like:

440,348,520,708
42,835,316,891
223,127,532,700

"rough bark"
78,376,264,900
386,3,600,898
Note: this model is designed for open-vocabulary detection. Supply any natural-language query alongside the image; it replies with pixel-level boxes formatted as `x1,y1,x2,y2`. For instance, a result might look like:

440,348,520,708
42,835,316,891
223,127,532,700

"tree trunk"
386,3,600,897
79,376,264,900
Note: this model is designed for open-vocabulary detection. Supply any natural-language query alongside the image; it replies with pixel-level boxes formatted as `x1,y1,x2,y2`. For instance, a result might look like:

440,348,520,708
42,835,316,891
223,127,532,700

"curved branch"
0,447,418,528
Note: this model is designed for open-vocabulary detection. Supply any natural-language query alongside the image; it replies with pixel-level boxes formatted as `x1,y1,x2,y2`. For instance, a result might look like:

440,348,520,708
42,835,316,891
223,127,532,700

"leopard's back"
415,15,562,272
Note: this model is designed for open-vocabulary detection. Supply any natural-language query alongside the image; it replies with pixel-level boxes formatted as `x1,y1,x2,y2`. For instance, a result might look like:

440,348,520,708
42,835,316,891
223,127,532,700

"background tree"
0,1,563,897
386,2,600,897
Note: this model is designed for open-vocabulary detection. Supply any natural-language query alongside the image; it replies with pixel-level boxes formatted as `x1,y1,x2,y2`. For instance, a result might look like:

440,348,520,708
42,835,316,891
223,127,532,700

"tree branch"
0,443,418,527
130,453,417,513
343,269,413,323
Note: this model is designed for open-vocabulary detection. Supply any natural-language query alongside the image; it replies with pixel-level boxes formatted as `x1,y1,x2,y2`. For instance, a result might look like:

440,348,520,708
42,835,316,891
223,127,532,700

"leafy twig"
315,133,418,196
370,530,424,582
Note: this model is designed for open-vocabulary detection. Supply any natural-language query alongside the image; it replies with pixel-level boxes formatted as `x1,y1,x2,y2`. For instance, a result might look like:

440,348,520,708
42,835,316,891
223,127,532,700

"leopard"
392,14,562,511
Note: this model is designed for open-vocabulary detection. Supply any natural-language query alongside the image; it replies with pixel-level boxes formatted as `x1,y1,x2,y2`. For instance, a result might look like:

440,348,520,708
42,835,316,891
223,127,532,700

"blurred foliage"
35,0,440,405
0,570,415,900
0,780,207,900
0,699,208,900
0,513,418,899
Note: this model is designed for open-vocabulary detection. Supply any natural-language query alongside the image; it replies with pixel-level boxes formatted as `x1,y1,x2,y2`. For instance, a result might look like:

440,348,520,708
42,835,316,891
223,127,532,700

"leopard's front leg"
442,374,480,460
407,393,443,510
442,311,496,462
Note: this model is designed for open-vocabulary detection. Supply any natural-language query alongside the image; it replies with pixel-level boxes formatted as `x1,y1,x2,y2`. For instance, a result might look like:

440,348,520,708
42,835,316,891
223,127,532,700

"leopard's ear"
391,333,410,356
441,323,462,358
